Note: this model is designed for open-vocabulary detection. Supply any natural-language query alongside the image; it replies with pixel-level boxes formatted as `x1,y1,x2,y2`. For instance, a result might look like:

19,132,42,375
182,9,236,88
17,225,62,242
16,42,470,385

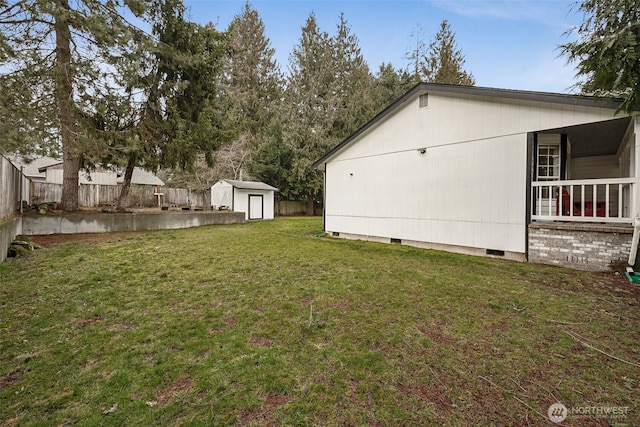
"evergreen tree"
0,0,149,211
560,0,640,114
285,13,335,214
422,20,475,85
372,63,414,112
92,0,231,210
331,13,375,139
248,121,293,199
284,12,375,214
219,2,283,183
225,2,283,138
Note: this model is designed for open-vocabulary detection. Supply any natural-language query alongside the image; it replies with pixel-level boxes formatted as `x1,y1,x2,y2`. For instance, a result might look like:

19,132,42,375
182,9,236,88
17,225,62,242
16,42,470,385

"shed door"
248,194,264,220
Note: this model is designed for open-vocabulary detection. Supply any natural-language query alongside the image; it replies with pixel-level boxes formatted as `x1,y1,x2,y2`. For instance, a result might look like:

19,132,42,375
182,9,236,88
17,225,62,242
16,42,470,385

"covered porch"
530,116,637,224
527,116,639,270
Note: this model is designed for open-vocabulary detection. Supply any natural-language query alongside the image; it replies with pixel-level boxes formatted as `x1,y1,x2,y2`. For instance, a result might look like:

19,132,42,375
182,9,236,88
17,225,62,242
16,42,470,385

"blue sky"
183,0,583,93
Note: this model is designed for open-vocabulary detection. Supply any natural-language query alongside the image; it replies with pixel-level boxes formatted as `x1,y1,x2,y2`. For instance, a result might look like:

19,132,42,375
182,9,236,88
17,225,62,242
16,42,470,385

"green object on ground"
624,271,640,283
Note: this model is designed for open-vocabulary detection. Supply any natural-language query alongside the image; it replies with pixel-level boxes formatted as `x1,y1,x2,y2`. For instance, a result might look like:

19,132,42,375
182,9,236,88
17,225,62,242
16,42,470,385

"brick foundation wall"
528,223,633,271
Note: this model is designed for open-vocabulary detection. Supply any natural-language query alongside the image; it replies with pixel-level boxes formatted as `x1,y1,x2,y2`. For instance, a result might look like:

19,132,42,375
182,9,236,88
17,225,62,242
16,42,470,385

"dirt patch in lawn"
28,232,139,248
239,392,291,426
0,369,23,389
250,335,274,348
154,377,193,406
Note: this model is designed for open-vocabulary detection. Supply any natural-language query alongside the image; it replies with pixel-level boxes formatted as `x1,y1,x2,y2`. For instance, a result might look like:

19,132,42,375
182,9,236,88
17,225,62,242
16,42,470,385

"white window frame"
537,143,561,181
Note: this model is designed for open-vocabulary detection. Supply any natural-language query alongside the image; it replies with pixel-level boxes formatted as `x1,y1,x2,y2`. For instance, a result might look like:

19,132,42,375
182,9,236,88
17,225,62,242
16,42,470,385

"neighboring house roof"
6,154,60,180
219,179,279,192
6,154,165,186
311,82,635,170
117,167,165,186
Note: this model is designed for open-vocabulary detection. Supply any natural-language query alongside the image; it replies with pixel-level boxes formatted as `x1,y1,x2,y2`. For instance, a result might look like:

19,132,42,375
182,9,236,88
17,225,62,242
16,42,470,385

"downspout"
19,166,24,214
628,217,640,267
323,164,327,231
629,118,640,267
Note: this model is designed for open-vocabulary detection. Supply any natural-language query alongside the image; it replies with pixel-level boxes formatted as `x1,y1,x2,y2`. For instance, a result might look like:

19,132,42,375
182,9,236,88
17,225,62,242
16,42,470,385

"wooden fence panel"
29,182,211,209
0,155,29,220
276,200,306,216
30,182,62,206
162,188,210,207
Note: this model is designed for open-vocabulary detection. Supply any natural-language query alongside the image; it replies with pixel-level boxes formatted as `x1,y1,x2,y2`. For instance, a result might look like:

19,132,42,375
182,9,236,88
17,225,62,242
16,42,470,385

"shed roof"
219,179,279,192
311,82,635,170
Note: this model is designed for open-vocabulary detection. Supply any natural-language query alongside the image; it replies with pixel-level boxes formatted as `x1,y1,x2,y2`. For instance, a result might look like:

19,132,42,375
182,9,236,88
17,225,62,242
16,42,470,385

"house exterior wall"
45,168,117,185
323,90,626,257
570,155,619,179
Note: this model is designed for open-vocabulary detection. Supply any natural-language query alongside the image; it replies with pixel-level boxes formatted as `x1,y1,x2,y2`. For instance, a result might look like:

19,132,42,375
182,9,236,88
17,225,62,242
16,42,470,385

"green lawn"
1,217,638,426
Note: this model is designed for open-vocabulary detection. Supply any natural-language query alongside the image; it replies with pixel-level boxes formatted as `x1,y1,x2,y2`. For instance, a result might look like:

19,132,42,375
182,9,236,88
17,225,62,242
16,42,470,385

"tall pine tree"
422,20,475,85
90,0,231,210
221,2,283,183
0,0,149,211
331,13,375,140
285,13,335,214
284,12,376,214
372,63,414,111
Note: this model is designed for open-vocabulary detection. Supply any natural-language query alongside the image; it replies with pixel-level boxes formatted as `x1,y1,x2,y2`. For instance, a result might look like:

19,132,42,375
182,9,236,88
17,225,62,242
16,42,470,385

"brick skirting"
528,222,633,271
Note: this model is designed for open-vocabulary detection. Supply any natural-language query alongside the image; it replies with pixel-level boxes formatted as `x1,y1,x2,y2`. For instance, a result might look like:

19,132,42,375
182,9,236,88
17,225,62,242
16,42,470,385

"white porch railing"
531,178,636,223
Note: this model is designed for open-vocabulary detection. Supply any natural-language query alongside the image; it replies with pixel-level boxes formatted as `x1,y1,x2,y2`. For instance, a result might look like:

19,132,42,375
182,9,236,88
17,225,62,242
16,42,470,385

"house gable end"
312,83,632,170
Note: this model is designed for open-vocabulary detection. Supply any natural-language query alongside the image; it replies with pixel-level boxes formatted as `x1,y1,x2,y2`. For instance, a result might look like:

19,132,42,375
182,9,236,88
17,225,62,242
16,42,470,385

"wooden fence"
2,169,306,215
30,182,210,209
0,155,30,220
276,200,306,216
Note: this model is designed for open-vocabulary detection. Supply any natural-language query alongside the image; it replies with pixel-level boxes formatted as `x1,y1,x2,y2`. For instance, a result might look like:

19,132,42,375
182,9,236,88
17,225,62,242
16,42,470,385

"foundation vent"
486,249,505,257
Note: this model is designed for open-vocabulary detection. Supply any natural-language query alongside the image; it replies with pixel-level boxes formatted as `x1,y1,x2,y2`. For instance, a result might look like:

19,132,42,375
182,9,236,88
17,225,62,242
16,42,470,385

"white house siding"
326,134,527,255
323,90,625,257
571,155,619,179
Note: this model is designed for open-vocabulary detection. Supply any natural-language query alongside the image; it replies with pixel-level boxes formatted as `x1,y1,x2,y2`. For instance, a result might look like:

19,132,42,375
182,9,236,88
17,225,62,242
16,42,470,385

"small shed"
211,179,278,220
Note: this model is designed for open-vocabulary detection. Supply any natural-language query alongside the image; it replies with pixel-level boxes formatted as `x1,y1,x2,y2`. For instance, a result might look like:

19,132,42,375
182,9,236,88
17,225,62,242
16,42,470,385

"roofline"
311,82,633,170
220,179,279,192
38,161,63,172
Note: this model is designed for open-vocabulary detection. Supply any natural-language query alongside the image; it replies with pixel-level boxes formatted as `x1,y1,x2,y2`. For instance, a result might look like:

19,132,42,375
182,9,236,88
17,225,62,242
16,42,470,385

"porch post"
525,132,535,261
633,116,640,220
629,116,640,267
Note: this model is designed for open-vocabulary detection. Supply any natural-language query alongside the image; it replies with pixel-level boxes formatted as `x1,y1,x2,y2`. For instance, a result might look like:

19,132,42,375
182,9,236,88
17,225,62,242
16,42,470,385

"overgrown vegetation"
1,218,638,425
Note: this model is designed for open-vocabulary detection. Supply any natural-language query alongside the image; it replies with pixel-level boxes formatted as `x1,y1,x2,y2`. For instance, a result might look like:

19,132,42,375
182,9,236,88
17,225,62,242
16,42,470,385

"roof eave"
311,82,633,170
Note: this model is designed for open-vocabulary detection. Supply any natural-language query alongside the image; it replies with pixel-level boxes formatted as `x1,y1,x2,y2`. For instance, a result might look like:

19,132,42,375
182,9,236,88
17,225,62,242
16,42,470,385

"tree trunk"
116,154,136,211
55,0,79,211
306,190,315,216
